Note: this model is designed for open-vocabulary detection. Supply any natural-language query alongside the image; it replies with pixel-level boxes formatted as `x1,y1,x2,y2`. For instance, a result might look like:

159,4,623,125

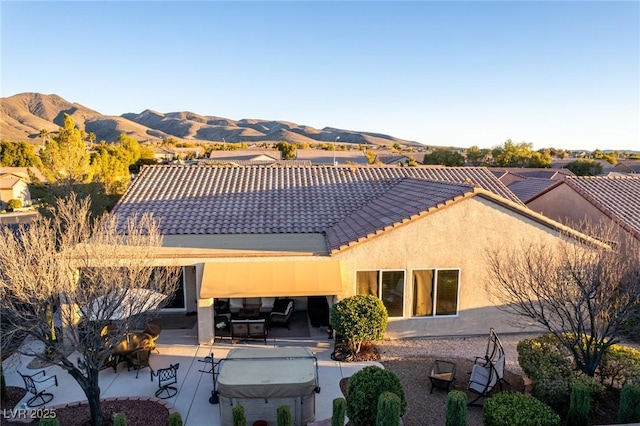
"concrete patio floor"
2,325,381,425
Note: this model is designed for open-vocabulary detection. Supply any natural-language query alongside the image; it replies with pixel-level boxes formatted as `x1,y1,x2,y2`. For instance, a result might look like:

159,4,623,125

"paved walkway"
2,326,381,425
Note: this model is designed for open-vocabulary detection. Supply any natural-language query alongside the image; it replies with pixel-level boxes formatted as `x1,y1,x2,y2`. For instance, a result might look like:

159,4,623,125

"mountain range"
1,93,423,147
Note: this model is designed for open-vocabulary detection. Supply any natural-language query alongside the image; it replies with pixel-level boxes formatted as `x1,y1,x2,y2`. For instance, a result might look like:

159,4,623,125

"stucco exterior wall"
332,196,563,339
527,185,608,227
177,195,575,343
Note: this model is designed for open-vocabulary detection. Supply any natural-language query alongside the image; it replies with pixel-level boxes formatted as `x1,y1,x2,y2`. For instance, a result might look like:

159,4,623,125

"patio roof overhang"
200,260,343,298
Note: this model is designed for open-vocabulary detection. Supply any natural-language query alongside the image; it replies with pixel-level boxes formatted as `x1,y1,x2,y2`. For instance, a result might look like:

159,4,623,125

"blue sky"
1,1,638,152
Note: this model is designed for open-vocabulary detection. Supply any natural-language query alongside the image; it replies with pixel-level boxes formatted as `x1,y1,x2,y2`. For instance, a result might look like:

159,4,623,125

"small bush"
346,365,406,426
618,384,640,423
38,419,59,426
600,344,640,387
332,397,346,426
6,199,22,211
330,295,388,354
276,405,292,426
567,382,590,426
113,412,127,426
376,391,401,426
517,334,574,412
232,405,246,426
445,390,467,426
483,391,561,426
168,412,183,426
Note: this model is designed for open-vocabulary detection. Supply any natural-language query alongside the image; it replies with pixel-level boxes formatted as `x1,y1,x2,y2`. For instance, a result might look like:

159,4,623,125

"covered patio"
2,324,378,425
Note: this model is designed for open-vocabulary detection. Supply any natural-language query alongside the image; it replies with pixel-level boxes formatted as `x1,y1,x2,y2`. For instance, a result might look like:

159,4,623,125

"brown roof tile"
565,176,640,239
113,165,520,246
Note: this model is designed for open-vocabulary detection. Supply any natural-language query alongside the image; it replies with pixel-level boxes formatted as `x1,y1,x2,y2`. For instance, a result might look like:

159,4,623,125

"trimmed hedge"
332,397,346,426
330,295,388,354
232,405,246,426
168,412,183,426
445,390,467,426
618,384,640,424
376,391,401,426
483,391,561,426
346,365,406,426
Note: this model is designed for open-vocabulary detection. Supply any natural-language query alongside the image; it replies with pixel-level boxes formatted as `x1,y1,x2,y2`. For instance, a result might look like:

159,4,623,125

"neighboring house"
294,148,370,165
489,168,574,204
551,158,616,175
0,175,30,209
526,176,640,241
208,150,281,164
614,160,640,174
109,164,584,345
152,147,176,162
0,167,47,184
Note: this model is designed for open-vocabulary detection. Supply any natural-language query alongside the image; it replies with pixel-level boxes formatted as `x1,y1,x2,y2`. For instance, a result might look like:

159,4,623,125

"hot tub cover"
217,347,317,399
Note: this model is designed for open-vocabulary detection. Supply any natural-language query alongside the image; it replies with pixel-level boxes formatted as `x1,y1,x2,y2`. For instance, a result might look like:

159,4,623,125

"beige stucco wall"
527,185,609,227
180,195,578,343
331,196,563,339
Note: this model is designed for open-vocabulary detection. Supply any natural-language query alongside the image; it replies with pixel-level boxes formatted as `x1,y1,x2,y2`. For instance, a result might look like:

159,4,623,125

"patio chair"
467,353,505,405
127,347,152,378
270,298,294,329
151,363,180,399
18,370,58,407
143,322,162,353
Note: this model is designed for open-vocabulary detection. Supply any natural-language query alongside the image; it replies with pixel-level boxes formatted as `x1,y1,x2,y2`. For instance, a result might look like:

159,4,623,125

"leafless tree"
486,222,640,377
0,194,180,426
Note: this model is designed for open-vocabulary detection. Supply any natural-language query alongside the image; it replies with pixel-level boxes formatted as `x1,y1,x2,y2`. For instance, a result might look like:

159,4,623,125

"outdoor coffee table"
429,360,456,393
237,305,260,320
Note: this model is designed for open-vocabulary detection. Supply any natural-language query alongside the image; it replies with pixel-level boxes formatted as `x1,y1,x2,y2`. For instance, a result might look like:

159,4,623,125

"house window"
412,269,460,317
356,270,405,317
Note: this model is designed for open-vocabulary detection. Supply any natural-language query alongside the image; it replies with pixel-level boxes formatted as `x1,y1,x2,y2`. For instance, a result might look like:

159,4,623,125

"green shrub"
618,384,640,423
168,412,183,426
6,199,22,211
113,412,127,426
346,366,406,426
566,382,590,426
38,419,59,426
600,344,640,387
376,391,401,426
517,334,574,412
276,405,291,426
331,397,346,426
483,391,561,426
232,405,246,426
445,390,467,426
330,295,388,354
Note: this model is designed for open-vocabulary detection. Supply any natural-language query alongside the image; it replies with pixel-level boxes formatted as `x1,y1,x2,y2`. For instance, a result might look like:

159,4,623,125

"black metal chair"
151,363,179,399
126,347,152,378
18,370,58,407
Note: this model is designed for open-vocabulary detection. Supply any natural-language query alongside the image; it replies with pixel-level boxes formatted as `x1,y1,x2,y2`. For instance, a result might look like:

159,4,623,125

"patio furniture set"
16,321,180,407
214,298,295,344
427,328,507,405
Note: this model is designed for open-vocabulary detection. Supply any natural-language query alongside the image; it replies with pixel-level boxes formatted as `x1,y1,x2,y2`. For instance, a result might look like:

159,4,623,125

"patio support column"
198,297,215,345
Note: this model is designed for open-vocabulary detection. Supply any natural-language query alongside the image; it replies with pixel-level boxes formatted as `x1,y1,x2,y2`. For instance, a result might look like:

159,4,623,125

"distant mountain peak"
1,92,424,147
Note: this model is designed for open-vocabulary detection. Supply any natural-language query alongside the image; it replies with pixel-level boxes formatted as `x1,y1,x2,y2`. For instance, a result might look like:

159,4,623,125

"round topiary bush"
346,365,406,426
483,391,561,426
6,199,22,212
330,294,388,354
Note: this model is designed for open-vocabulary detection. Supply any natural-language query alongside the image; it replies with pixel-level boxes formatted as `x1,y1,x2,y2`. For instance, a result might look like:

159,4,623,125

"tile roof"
565,176,640,239
508,178,563,204
113,165,521,247
615,160,640,174
205,159,312,167
208,150,281,161
325,178,473,251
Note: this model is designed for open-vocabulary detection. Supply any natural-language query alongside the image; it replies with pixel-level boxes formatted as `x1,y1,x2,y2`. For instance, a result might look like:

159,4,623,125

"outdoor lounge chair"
152,363,180,399
18,370,58,407
270,298,294,329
